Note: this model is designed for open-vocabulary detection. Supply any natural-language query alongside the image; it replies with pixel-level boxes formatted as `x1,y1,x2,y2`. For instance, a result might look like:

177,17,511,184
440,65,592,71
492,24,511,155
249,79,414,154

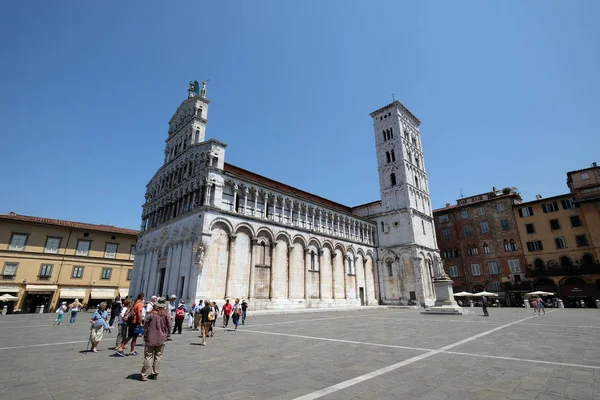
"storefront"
58,288,87,307
23,285,57,313
0,285,21,314
561,284,597,308
118,288,129,299
88,288,116,309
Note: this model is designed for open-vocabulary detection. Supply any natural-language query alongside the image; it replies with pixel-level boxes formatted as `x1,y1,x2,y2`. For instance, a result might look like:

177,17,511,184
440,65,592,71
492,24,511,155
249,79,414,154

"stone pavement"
0,307,599,400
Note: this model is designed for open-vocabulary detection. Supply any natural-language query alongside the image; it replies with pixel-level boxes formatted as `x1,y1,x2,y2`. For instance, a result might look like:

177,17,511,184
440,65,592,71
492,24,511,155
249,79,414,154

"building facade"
128,83,442,309
433,188,527,306
518,162,600,307
0,213,137,313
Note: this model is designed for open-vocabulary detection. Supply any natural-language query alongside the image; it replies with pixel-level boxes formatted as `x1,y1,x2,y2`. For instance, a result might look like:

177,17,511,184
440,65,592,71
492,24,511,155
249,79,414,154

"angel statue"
195,244,205,269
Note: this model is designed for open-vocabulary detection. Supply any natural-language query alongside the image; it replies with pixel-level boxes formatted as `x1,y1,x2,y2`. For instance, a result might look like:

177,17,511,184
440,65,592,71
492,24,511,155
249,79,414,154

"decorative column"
290,201,295,226
288,245,294,299
343,254,349,299
264,192,269,219
362,256,369,305
273,196,279,221
253,189,258,217
331,251,337,300
243,187,249,215
232,184,238,212
318,209,323,232
281,199,286,223
377,259,386,302
224,235,237,298
304,247,310,301
311,208,315,230
353,256,359,299
318,249,325,300
269,242,277,299
204,185,211,205
248,239,257,300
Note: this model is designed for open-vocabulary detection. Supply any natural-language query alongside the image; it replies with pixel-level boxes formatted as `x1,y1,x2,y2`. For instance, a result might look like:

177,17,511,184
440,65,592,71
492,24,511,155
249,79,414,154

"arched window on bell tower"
390,173,397,186
391,150,395,162
386,152,391,163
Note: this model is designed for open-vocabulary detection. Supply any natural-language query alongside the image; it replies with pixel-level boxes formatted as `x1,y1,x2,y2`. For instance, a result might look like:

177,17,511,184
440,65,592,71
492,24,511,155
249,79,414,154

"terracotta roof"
432,193,520,214
516,193,572,206
0,213,139,236
223,163,354,214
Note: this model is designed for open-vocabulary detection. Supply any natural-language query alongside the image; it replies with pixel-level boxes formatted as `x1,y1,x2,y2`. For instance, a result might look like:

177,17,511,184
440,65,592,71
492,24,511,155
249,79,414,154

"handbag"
133,325,145,336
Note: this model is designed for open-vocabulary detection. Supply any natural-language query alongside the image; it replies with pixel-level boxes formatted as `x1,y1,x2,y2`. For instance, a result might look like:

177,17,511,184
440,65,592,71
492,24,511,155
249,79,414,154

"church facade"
128,82,442,309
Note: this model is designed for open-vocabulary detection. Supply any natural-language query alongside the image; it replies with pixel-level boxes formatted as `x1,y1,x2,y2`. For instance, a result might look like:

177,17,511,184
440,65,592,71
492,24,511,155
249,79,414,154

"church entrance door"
359,287,365,306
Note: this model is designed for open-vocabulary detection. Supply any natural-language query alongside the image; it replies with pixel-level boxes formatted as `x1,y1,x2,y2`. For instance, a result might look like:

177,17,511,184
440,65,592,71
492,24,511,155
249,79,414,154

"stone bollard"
39,305,45,314
558,299,564,308
2,305,7,315
595,299,600,309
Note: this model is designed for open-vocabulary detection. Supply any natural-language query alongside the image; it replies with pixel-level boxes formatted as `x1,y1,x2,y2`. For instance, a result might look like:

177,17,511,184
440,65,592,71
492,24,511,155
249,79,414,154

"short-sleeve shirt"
199,306,211,323
222,303,233,316
132,300,144,324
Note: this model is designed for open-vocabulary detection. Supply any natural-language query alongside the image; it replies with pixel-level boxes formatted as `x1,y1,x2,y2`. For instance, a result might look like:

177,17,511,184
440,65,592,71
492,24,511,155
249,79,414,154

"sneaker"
114,350,125,357
201,342,206,346
92,348,98,353
128,351,139,356
149,374,158,380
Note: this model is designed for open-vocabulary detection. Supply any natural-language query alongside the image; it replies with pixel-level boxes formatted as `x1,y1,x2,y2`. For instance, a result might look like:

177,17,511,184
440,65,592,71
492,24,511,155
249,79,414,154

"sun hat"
153,297,168,309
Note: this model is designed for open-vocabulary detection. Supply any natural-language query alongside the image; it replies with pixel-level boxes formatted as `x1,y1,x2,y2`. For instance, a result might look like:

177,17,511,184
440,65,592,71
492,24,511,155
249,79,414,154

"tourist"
115,293,144,357
241,299,248,325
109,296,122,327
167,295,177,340
140,297,171,381
89,302,110,353
172,303,185,334
481,295,489,317
68,299,82,325
144,295,157,320
193,301,203,330
188,302,196,329
221,298,232,328
232,298,243,330
531,298,538,314
199,300,211,345
115,298,132,349
536,297,546,315
210,301,219,336
54,302,67,325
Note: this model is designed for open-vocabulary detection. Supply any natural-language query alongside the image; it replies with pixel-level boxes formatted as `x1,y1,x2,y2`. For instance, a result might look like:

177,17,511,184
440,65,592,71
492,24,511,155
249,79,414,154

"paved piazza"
0,308,599,400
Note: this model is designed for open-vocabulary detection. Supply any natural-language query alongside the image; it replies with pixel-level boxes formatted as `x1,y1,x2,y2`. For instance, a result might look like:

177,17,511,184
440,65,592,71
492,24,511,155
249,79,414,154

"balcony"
37,275,52,281
0,275,16,280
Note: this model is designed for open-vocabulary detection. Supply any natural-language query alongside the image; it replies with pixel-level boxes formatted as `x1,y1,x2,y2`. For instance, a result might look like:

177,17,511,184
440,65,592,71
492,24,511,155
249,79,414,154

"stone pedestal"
421,275,463,315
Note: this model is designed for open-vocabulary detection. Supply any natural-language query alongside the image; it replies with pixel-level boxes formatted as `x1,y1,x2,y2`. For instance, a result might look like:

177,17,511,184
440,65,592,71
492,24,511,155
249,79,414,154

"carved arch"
292,234,307,247
255,227,274,242
275,231,292,245
209,218,234,234
234,222,255,238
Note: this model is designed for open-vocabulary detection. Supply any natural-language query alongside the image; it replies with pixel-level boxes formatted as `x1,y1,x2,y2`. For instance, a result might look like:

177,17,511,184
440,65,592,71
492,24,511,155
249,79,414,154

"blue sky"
1,1,598,230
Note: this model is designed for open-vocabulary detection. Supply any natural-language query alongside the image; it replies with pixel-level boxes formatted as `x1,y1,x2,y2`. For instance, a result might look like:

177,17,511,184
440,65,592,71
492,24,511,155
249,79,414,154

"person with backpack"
172,303,185,334
232,298,243,330
115,293,144,357
140,297,171,381
109,296,122,327
221,298,232,328
115,298,131,349
199,300,212,346
54,302,67,325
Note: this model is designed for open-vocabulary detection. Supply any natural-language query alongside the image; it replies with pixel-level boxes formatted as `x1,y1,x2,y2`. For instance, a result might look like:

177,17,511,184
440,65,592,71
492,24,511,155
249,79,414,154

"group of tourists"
83,293,249,381
529,297,546,315
54,298,83,326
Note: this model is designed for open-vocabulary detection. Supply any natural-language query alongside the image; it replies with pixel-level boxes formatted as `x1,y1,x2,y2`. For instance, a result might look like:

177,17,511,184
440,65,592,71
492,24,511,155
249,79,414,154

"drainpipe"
52,229,72,311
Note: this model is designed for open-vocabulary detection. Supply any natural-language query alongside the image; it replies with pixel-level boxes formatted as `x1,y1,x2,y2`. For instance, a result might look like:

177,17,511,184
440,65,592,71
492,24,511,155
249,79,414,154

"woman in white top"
115,298,132,348
69,299,82,325
54,302,67,325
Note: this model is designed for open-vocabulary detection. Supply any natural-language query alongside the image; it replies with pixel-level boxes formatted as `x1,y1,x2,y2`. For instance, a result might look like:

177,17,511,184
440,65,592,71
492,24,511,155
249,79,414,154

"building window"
477,207,485,216
386,151,391,163
480,222,489,233
576,235,589,247
129,245,136,261
519,207,533,217
38,264,53,280
441,228,450,240
542,202,559,213
461,210,469,219
570,216,582,227
525,223,535,234
390,173,397,186
76,240,91,257
104,243,118,259
467,246,479,256
561,199,575,210
1,263,18,280
496,203,505,212
127,269,132,281
581,172,589,180
508,259,521,273
71,266,84,279
483,243,491,254
500,219,510,230
44,237,61,254
448,265,459,277
488,281,502,291
471,264,481,276
503,240,510,252
526,240,543,252
382,131,387,142
453,249,460,258
100,268,112,280
8,234,28,251
549,219,560,230
386,260,393,277
488,262,499,275
510,239,517,251
464,225,472,236
555,237,567,249
415,156,420,168
438,215,449,223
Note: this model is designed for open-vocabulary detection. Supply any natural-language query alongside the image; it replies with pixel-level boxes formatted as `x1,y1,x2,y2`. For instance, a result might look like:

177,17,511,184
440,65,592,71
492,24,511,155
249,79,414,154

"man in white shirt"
144,295,157,320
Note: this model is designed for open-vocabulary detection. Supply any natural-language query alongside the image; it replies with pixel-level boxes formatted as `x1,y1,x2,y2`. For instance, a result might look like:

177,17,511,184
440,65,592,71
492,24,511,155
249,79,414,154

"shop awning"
90,288,116,299
0,286,20,293
119,288,129,297
59,288,87,299
26,285,58,292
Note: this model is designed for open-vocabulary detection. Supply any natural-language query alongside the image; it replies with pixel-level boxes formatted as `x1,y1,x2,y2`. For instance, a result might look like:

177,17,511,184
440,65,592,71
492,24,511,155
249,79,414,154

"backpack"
175,308,184,318
123,305,134,323
208,310,214,321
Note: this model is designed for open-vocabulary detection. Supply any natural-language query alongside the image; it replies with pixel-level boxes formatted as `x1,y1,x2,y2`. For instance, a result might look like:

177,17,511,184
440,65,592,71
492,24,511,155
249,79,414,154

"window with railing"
1,263,18,280
38,264,53,280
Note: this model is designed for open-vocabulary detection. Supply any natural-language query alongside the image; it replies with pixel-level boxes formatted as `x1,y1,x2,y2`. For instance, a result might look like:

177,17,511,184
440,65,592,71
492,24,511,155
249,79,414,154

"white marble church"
128,81,443,309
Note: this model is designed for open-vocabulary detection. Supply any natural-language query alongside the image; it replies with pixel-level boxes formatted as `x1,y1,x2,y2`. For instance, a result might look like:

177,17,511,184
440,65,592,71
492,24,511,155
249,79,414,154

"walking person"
167,295,177,341
531,298,538,314
199,300,212,346
537,297,546,315
172,303,185,334
54,302,67,325
232,298,243,330
188,302,196,329
140,297,171,381
115,293,145,357
241,299,248,325
109,296,122,327
89,302,111,353
210,301,219,336
68,299,82,325
221,298,232,328
193,301,203,330
115,298,132,349
481,295,489,317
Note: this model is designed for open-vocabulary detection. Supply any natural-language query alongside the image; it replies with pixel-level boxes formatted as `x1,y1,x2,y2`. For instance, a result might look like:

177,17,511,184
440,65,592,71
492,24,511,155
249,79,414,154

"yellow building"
0,212,138,313
568,162,600,262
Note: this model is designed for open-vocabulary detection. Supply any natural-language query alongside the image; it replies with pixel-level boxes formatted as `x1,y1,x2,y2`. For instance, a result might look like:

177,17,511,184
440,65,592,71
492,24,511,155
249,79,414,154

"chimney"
593,162,597,168
535,194,542,200
446,203,450,208
8,212,16,216
492,186,497,192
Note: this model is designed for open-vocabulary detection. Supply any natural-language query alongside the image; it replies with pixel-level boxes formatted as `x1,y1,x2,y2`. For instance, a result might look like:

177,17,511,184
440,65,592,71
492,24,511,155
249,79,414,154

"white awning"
26,285,58,292
59,288,87,298
0,286,20,293
119,288,129,297
90,288,116,299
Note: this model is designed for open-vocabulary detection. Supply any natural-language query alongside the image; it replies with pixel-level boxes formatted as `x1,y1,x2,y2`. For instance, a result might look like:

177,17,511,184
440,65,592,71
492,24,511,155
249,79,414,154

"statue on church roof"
188,80,200,98
201,80,207,98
